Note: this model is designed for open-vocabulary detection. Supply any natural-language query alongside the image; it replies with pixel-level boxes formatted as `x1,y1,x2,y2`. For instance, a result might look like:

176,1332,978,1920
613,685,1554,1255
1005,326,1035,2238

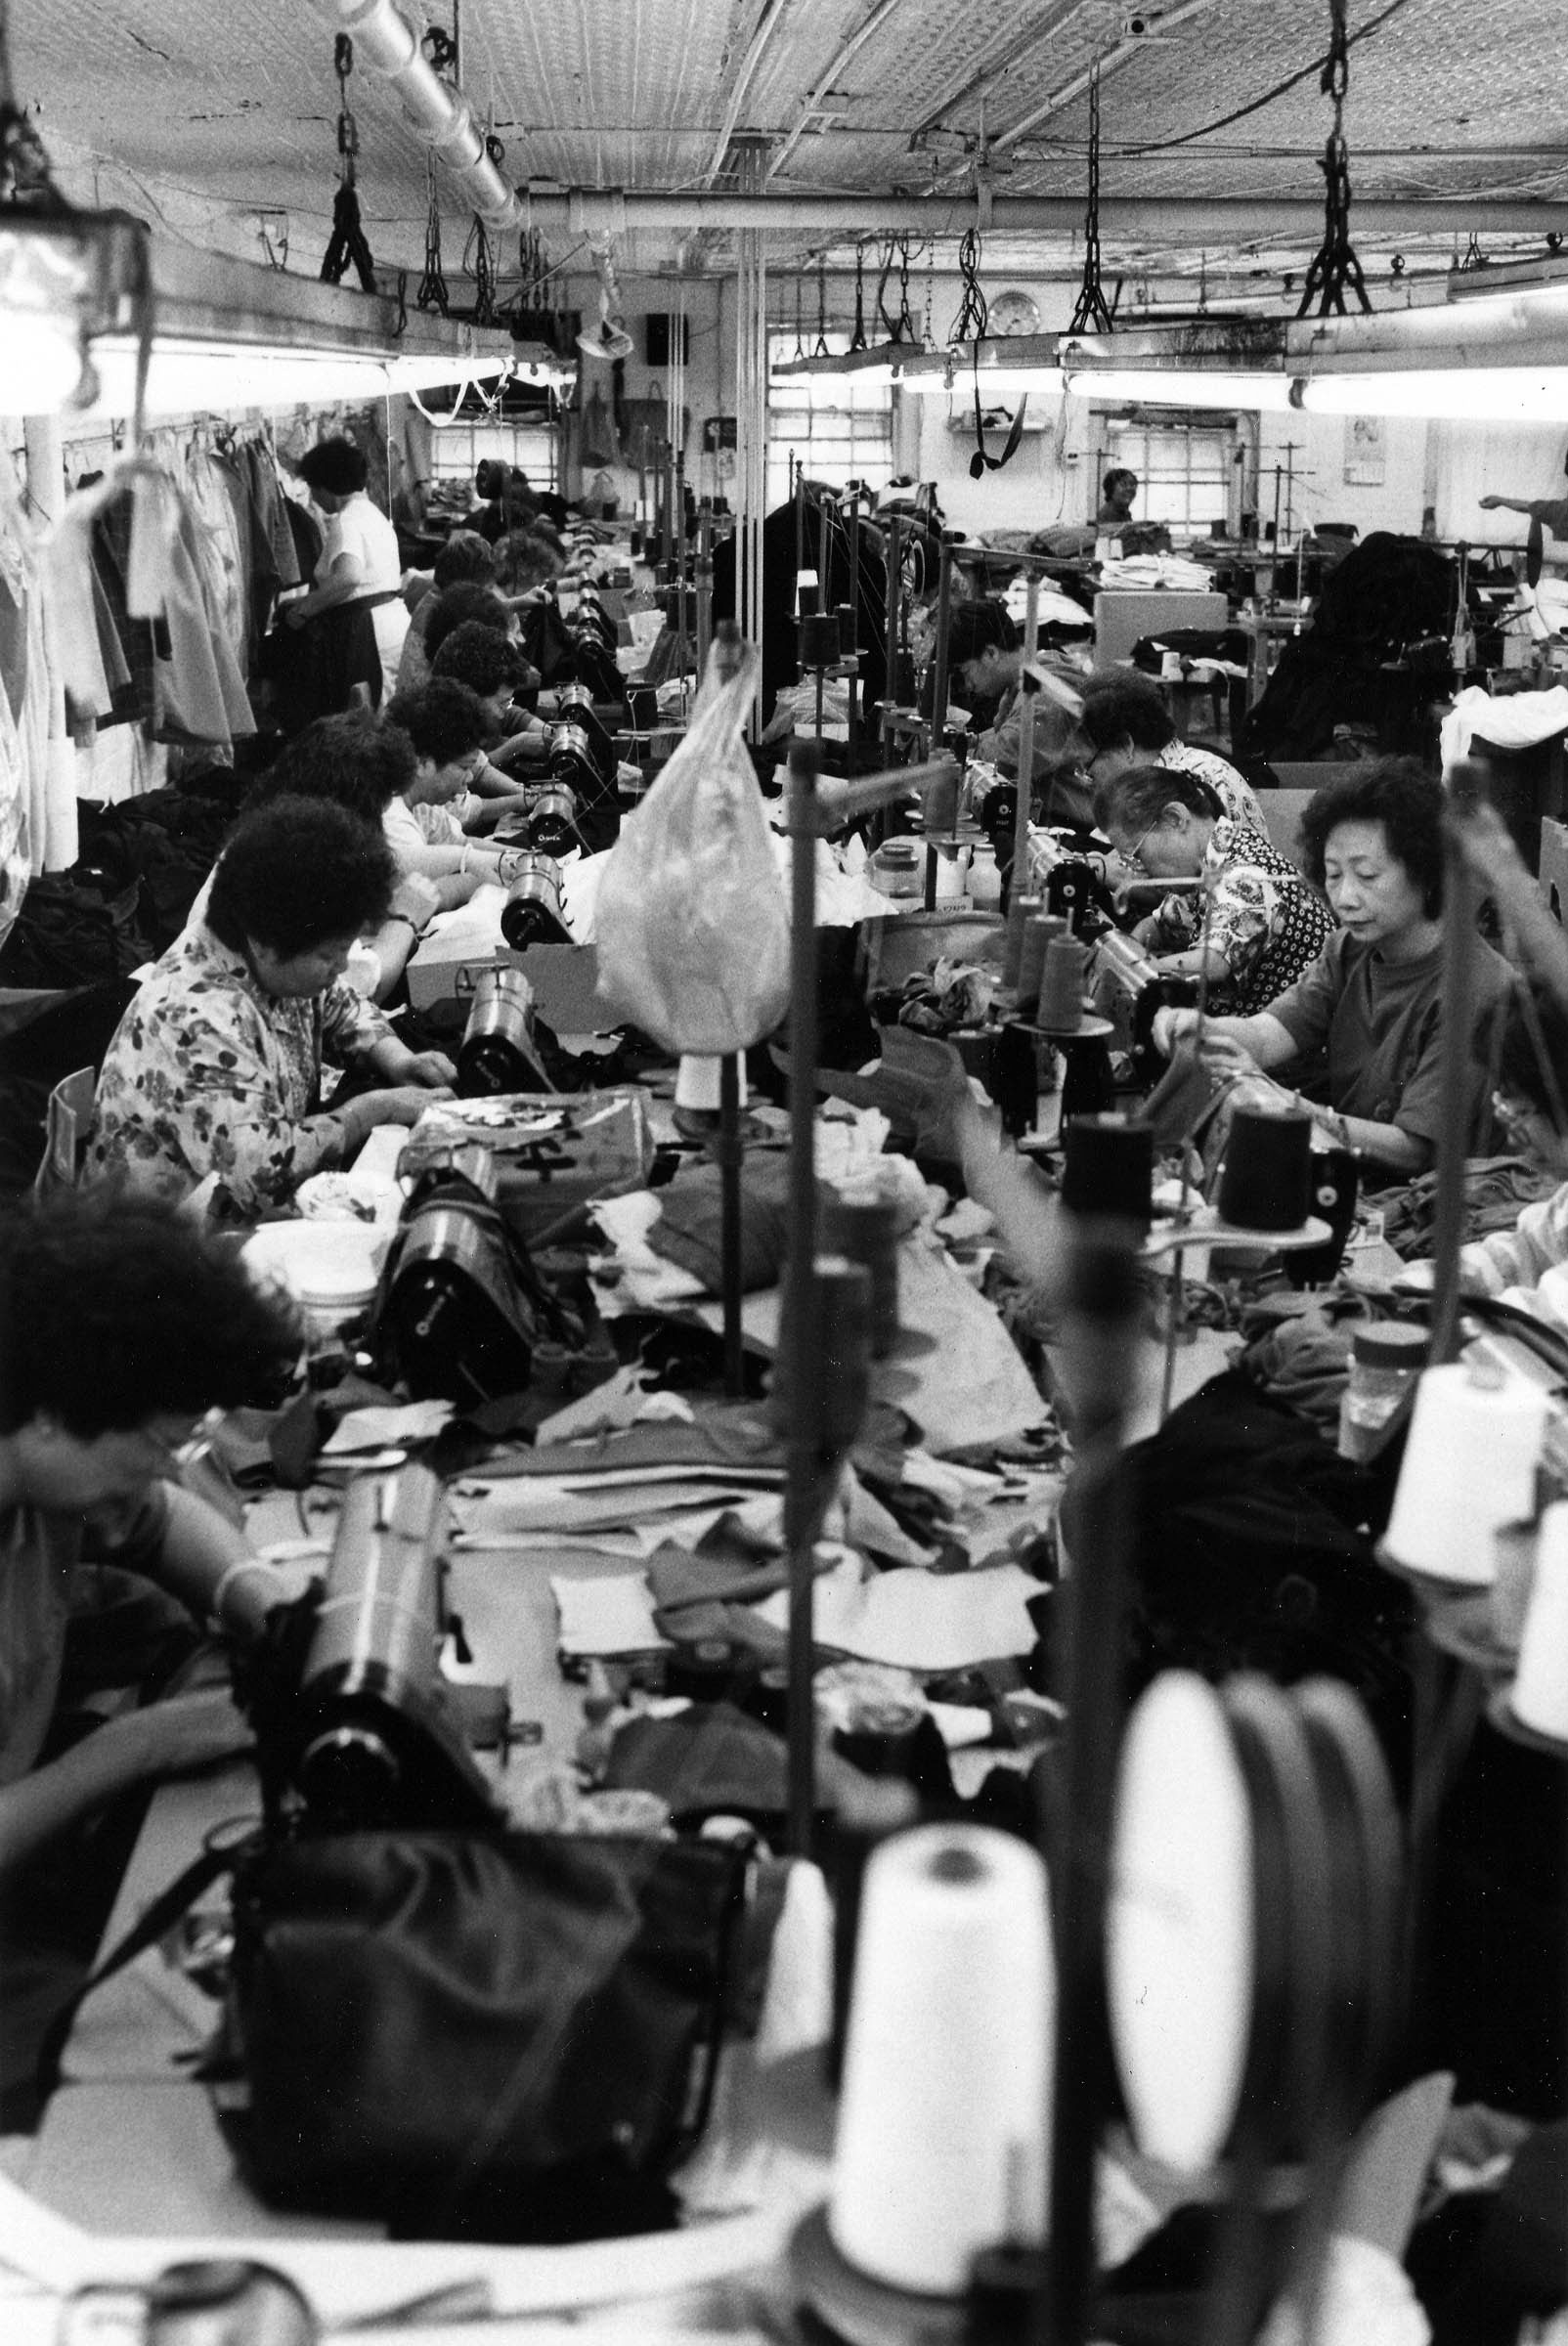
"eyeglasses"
1115,828,1154,875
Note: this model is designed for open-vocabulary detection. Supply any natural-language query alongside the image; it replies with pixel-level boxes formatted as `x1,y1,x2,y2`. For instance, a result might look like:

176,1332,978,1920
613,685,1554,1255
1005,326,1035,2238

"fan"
990,288,1041,337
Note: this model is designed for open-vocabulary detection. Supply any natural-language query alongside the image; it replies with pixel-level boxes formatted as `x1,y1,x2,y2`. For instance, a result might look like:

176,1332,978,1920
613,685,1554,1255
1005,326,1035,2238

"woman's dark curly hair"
245,711,416,821
296,436,369,499
429,621,532,697
0,1192,299,1434
1095,761,1224,835
431,530,497,590
207,795,394,958
1296,757,1446,919
1079,673,1179,753
385,677,488,766
422,584,511,664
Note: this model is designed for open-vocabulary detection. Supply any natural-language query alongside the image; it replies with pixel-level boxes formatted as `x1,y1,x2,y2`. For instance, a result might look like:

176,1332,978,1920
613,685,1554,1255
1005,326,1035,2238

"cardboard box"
405,934,608,1035
398,1088,653,1238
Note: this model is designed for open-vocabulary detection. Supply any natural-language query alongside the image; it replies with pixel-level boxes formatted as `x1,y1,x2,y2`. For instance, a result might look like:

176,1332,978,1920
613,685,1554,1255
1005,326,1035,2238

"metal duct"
309,0,520,227
545,192,1568,239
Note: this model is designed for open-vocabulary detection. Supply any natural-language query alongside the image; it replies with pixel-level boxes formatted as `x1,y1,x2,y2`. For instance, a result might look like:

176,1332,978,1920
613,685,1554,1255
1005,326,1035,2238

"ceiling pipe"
540,191,1568,237
309,0,522,228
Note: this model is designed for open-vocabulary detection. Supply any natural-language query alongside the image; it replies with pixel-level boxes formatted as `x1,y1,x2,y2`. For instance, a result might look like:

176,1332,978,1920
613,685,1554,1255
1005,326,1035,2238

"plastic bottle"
968,841,1002,910
1338,1322,1428,1461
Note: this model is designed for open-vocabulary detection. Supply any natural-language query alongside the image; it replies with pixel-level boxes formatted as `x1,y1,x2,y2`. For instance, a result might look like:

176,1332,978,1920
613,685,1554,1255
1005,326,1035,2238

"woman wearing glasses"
1098,765,1333,1016
1151,760,1513,1177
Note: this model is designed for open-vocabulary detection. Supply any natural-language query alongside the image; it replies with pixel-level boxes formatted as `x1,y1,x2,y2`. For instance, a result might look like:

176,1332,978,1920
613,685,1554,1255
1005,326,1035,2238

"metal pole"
719,1053,746,1396
1003,574,1042,987
1042,1228,1143,2346
1430,772,1481,1364
784,737,824,1857
881,513,901,772
930,534,953,745
846,486,861,771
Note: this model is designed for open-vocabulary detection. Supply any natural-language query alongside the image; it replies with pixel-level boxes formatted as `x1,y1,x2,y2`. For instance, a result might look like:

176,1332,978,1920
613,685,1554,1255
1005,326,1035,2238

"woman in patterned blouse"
1097,764,1334,1017
85,797,456,1219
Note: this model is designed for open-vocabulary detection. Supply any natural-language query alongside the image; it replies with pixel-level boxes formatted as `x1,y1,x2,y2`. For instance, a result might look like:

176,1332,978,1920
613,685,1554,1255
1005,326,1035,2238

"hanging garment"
154,507,255,748
183,445,249,675
0,664,30,956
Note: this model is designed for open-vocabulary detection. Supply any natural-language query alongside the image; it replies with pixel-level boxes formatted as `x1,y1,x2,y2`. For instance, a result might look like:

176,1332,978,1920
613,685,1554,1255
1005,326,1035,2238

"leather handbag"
225,1827,750,2239
43,1820,750,2243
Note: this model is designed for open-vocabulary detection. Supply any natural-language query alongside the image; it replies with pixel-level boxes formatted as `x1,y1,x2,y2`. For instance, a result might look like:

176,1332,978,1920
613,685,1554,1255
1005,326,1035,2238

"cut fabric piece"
754,1555,1042,1671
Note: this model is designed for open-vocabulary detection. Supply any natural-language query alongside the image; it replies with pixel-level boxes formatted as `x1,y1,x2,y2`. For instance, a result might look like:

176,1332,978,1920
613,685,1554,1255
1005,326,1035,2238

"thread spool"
1060,1114,1154,1233
1016,914,1067,1016
675,1054,730,1112
1036,937,1088,1032
1511,1499,1568,1737
799,611,842,670
1000,891,1040,990
1384,1363,1549,1586
922,762,960,836
830,1823,1053,2295
1214,1100,1312,1232
820,1188,900,1360
816,1254,874,1455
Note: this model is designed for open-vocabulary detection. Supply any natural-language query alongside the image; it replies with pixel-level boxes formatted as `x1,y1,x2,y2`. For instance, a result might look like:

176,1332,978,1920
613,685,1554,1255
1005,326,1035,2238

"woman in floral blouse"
1097,764,1334,1017
85,796,456,1218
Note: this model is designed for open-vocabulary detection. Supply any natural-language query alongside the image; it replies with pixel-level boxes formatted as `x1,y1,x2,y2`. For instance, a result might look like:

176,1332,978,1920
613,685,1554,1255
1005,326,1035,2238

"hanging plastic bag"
593,635,790,1055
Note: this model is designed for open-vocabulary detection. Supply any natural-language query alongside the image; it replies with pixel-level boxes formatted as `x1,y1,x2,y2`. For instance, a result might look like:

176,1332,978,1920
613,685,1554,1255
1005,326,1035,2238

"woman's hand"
400,1049,457,1090
1197,1028,1263,1083
389,874,442,931
113,1690,254,1782
1150,1006,1199,1058
356,1083,453,1133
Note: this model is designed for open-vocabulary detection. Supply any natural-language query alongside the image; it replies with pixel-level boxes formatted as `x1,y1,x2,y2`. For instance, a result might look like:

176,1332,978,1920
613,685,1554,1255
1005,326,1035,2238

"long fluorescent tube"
1066,367,1296,411
1295,369,1568,420
76,340,514,422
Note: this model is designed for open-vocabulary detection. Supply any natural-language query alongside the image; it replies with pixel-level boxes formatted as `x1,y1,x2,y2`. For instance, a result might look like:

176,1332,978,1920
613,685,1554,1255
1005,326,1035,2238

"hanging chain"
466,212,496,325
894,236,916,343
1459,229,1487,272
320,35,376,291
415,150,449,313
333,34,358,190
1068,58,1113,335
1296,0,1370,317
813,255,830,355
923,244,936,350
793,272,806,359
952,227,988,343
850,243,867,351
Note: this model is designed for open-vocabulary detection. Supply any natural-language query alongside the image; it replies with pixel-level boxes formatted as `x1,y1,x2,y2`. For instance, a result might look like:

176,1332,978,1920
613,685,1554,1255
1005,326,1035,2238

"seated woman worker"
1154,759,1514,1178
85,795,454,1218
0,1194,300,2120
1097,764,1334,1016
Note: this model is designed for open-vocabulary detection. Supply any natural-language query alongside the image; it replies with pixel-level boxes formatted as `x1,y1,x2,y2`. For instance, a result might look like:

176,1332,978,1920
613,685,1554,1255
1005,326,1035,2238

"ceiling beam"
990,0,1233,154
766,0,912,184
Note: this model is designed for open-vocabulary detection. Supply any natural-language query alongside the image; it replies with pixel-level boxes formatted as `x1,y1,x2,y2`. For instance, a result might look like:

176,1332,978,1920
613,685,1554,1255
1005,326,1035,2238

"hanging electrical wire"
1296,0,1371,317
415,151,448,314
320,33,377,293
1067,59,1113,336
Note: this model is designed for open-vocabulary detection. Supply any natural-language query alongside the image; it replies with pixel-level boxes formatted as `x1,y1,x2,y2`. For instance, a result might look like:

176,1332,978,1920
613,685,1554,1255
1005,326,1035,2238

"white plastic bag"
593,638,790,1054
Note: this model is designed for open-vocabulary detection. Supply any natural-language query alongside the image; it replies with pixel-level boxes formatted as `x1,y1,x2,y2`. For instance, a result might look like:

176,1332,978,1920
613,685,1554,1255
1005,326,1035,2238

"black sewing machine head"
1089,929,1200,1080
287,1465,498,1831
457,968,552,1099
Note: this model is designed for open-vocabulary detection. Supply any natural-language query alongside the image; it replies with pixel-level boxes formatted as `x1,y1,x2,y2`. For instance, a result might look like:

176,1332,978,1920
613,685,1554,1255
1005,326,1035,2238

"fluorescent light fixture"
1294,368,1568,421
76,339,513,422
1067,367,1296,412
0,212,150,416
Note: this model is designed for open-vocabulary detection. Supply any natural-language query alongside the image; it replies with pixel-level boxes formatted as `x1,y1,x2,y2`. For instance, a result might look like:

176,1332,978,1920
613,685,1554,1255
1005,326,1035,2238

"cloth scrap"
756,1556,1042,1671
320,1401,455,1454
550,1571,671,1658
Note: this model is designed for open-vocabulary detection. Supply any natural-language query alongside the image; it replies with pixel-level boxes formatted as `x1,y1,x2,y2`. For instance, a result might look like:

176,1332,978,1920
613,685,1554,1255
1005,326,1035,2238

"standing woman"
283,438,408,710
1098,765,1334,1016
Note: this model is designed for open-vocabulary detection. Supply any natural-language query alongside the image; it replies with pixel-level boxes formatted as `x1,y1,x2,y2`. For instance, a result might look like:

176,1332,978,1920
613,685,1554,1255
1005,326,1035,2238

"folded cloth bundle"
647,1151,792,1293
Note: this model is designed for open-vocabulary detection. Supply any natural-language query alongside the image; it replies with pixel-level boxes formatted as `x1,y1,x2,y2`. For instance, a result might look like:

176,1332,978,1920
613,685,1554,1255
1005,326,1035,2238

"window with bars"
424,419,561,494
1097,416,1238,535
766,333,894,511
